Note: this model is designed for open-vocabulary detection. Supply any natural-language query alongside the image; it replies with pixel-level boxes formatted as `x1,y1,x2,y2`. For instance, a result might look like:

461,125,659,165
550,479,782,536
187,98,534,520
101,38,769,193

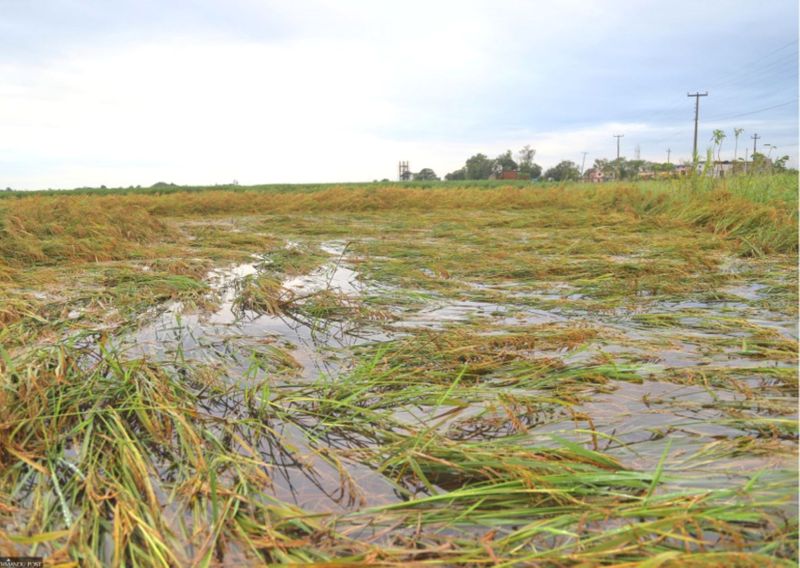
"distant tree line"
413,168,439,181
445,146,543,180
406,131,793,183
401,151,793,184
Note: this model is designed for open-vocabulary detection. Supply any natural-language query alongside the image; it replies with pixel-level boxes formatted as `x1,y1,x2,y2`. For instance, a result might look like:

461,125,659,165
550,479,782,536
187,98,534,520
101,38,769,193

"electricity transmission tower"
398,161,410,181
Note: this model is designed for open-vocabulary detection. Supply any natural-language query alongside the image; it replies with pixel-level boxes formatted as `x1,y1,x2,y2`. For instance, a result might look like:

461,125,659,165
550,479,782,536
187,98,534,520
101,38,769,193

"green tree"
518,145,535,169
413,168,439,181
544,161,580,181
517,145,542,179
465,153,494,179
733,127,744,162
597,157,651,180
593,158,612,175
711,129,726,162
773,155,790,172
750,152,770,174
525,163,543,180
445,168,466,180
494,150,518,173
624,159,650,179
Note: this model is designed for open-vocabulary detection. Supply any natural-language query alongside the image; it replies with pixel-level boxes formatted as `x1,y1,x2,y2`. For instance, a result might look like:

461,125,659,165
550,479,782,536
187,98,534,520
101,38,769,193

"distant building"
696,160,766,178
584,168,609,183
696,160,733,178
495,170,520,180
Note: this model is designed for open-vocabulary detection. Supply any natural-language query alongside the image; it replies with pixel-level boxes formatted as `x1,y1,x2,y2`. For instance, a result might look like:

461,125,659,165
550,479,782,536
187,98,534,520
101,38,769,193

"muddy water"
113,243,796,508
534,377,796,468
122,246,387,383
108,243,402,510
371,264,797,491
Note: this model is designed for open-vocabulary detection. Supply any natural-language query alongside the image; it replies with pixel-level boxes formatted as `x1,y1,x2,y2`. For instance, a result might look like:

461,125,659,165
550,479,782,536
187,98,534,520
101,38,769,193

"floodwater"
122,248,387,383
113,240,797,509
113,244,399,510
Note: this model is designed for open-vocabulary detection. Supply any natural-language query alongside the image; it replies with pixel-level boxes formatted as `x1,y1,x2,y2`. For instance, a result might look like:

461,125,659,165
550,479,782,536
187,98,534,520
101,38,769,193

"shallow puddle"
533,377,797,481
79,241,798,528
120,245,389,383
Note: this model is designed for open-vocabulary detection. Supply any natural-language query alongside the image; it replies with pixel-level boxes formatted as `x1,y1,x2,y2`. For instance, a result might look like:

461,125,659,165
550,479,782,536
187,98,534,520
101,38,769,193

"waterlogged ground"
1,208,797,565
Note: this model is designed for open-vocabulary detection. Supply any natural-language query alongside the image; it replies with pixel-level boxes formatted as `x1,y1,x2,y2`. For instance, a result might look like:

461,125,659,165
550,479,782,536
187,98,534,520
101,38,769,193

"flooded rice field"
1,203,797,565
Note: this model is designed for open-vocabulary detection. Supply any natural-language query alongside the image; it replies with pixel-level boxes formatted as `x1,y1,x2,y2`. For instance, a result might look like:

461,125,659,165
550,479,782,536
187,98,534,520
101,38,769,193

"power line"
694,83,799,117
707,67,798,97
708,51,798,90
647,127,691,146
751,38,798,60
635,39,797,124
704,99,797,122
704,39,799,89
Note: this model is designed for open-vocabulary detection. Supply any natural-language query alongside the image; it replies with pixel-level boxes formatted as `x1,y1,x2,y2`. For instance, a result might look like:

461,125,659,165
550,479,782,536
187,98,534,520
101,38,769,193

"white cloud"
0,1,796,188
0,38,397,186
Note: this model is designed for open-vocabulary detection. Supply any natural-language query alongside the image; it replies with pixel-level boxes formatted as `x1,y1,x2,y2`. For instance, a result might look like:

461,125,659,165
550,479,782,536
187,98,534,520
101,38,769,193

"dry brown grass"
1,179,795,272
0,195,168,267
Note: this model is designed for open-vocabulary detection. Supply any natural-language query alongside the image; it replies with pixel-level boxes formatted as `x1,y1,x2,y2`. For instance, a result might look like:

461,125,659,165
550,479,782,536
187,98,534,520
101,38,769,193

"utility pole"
634,144,641,161
614,134,624,161
687,91,708,162
580,152,588,178
751,133,761,158
666,148,671,165
613,134,623,180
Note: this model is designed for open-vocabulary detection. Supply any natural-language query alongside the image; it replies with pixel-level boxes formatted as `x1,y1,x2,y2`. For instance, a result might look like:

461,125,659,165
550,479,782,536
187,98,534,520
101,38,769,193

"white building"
695,160,767,178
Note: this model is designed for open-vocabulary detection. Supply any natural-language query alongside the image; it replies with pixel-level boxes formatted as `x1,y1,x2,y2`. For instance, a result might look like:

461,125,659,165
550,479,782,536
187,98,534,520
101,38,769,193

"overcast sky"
1,0,797,189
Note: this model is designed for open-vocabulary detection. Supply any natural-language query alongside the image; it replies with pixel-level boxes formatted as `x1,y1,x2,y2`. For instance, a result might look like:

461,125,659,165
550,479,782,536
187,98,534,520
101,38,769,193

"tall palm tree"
711,129,726,163
733,128,744,162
